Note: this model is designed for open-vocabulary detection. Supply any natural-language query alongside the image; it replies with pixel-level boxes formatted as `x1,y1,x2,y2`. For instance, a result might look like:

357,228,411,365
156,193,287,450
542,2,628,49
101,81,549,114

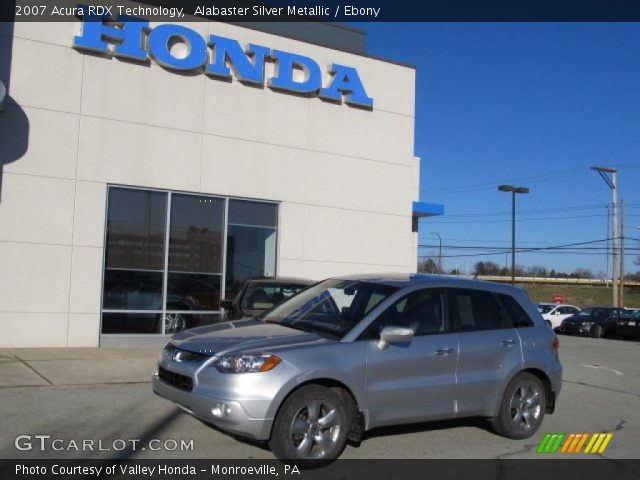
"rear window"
500,294,534,328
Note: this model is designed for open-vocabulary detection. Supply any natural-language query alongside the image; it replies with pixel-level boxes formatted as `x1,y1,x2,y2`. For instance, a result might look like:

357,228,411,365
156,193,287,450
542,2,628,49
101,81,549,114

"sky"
351,22,640,276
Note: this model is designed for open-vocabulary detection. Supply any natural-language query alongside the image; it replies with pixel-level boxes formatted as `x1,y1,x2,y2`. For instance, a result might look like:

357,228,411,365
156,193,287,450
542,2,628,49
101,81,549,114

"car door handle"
502,339,516,347
436,347,455,356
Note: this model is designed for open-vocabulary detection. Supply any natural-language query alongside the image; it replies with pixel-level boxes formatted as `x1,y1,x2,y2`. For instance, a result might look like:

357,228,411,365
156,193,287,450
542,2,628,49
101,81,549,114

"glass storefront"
101,186,278,335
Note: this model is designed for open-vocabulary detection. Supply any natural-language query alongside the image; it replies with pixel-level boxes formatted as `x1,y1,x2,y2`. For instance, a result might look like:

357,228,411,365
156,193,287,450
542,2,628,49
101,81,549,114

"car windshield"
578,308,600,316
240,282,309,311
536,304,555,314
261,279,398,340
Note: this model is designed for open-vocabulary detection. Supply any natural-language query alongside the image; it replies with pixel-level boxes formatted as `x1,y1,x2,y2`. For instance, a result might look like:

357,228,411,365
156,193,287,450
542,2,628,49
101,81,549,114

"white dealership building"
0,8,442,347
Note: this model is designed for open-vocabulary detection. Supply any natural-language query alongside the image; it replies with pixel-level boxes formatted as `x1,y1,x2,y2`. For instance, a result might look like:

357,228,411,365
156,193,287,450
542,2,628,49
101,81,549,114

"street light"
498,184,530,285
430,231,442,273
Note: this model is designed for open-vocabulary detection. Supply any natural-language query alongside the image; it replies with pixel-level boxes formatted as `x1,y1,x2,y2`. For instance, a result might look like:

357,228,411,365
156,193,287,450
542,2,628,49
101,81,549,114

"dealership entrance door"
100,186,277,345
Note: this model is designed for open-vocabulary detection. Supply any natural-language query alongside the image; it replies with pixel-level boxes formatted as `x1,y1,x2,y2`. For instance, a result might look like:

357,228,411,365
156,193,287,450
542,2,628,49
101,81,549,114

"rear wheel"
592,324,604,338
492,372,546,439
269,385,348,465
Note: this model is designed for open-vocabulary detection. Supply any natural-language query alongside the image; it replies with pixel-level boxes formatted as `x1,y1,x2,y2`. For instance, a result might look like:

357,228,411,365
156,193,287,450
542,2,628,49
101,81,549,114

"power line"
434,203,609,219
428,213,607,224
427,168,586,195
418,237,640,259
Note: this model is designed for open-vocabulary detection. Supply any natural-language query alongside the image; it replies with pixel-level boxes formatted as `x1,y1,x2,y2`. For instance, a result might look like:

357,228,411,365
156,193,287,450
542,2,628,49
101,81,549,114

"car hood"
170,318,328,355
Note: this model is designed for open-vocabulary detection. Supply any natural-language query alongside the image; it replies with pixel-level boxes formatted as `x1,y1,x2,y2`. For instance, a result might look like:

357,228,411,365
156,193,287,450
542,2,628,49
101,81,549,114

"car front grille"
158,366,193,392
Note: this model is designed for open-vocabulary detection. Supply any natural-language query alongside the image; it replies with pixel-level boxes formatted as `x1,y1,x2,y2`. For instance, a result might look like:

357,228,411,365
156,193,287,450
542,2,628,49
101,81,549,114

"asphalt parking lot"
0,335,638,460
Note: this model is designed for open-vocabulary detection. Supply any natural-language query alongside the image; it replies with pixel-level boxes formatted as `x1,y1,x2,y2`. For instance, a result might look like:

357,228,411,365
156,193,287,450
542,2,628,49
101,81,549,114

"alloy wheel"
164,313,186,334
289,400,342,459
509,382,542,431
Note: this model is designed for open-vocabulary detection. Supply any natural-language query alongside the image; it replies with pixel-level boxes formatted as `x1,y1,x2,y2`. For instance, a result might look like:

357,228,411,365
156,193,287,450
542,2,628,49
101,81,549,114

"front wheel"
491,372,546,439
592,324,604,338
269,385,348,465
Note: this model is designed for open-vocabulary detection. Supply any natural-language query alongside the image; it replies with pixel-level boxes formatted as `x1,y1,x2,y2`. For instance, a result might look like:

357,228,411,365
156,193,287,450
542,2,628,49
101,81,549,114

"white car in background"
536,303,581,330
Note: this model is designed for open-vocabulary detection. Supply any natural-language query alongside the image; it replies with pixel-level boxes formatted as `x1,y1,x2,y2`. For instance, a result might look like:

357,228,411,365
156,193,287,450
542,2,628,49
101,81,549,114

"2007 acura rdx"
152,275,562,462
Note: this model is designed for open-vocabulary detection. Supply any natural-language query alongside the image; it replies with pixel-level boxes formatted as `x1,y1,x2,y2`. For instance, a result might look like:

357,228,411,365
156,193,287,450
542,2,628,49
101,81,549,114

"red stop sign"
553,295,564,304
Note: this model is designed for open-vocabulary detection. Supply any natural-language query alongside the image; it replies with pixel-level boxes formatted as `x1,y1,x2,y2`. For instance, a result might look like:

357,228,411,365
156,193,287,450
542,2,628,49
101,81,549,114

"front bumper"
152,372,273,440
557,323,592,336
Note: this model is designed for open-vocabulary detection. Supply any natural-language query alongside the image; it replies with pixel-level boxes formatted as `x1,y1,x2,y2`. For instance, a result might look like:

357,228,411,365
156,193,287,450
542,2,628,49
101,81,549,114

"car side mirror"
220,299,233,310
378,326,414,350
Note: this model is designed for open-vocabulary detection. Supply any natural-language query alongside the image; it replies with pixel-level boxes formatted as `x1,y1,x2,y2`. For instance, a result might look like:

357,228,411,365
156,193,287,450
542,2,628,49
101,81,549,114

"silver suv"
153,275,562,462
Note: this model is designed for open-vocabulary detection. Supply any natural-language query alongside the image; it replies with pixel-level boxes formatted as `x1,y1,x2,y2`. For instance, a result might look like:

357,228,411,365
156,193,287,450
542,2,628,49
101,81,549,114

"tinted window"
454,290,504,331
499,294,534,328
167,194,224,311
102,188,168,333
225,199,278,299
105,188,167,270
365,289,449,338
102,188,279,335
228,200,277,227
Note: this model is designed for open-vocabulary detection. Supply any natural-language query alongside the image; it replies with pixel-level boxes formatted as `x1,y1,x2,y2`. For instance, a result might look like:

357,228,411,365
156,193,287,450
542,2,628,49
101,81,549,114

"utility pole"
605,205,610,287
620,200,625,307
498,185,530,285
430,231,443,273
591,166,618,307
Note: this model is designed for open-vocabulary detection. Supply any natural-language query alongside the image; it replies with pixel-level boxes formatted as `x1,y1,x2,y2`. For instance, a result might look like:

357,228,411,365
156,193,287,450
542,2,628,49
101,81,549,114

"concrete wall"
0,19,418,347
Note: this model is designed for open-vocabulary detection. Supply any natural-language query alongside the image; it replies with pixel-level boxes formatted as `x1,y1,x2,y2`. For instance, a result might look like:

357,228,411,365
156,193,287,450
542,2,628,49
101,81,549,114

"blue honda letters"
72,9,374,108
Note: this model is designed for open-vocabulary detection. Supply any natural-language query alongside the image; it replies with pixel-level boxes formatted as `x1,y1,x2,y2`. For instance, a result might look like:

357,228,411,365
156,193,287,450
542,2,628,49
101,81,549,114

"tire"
491,372,546,439
269,385,349,465
592,325,604,339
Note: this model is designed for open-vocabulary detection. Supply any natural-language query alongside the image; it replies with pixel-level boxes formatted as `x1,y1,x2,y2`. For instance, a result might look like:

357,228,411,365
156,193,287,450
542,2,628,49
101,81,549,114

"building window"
225,200,278,300
101,187,278,335
102,188,167,334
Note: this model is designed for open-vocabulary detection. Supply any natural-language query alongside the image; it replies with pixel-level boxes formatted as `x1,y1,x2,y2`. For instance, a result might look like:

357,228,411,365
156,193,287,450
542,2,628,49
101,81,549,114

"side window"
454,289,504,331
362,289,449,338
499,294,534,328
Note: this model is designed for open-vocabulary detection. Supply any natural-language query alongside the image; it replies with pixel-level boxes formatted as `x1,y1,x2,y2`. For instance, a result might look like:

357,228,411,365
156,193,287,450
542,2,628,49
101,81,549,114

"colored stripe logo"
537,433,613,454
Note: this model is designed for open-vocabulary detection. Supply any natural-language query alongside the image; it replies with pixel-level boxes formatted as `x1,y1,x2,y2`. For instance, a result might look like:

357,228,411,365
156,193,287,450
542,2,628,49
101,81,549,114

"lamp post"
591,166,618,307
430,231,442,273
498,185,530,285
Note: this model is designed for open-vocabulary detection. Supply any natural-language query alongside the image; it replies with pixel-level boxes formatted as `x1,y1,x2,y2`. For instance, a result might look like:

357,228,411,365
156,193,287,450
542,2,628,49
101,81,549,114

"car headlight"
581,321,594,326
213,353,281,373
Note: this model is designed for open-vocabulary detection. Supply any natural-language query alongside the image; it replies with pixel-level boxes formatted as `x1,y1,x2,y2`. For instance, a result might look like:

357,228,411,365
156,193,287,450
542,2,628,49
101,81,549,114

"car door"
603,309,622,334
548,306,564,328
362,288,458,428
558,306,574,322
453,288,523,417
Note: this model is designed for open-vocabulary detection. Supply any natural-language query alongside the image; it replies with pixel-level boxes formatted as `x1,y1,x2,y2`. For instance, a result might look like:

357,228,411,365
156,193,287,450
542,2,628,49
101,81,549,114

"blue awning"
412,201,444,218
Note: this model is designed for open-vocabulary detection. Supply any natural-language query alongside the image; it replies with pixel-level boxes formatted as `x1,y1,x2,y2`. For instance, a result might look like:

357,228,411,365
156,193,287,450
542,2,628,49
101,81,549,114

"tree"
572,268,593,279
526,265,548,277
450,267,461,275
419,257,439,274
474,261,501,276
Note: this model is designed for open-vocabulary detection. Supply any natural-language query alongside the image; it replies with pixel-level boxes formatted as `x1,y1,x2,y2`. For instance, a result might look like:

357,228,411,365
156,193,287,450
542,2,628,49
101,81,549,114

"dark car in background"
222,277,314,320
616,309,640,339
557,306,627,338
